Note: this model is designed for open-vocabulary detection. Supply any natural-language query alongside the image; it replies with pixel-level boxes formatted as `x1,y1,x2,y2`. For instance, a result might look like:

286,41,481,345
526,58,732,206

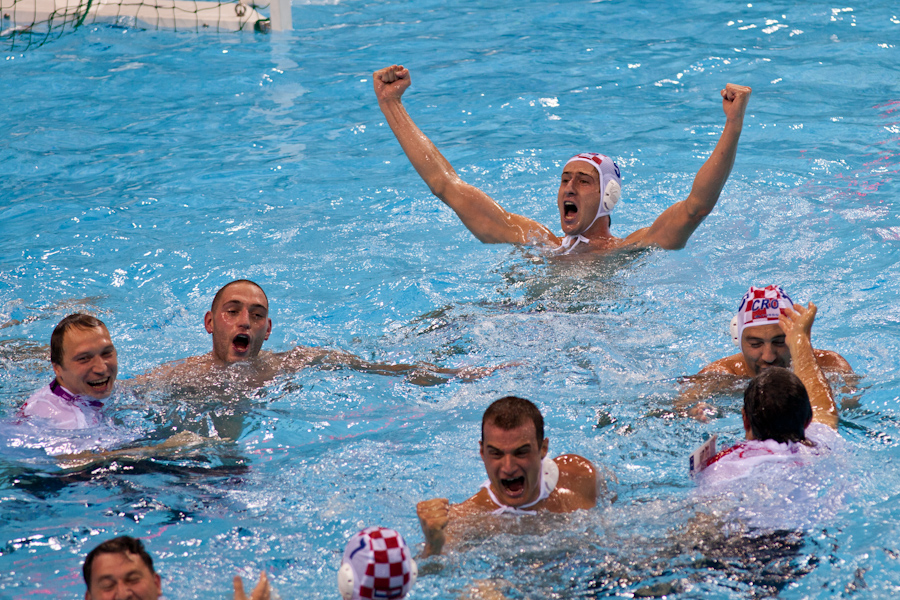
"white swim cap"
730,285,794,346
564,152,623,228
337,527,417,600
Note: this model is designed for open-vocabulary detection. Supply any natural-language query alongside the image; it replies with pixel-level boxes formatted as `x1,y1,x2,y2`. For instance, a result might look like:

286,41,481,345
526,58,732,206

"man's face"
205,282,272,365
741,323,790,376
557,163,603,236
52,326,117,400
480,420,549,508
85,551,161,600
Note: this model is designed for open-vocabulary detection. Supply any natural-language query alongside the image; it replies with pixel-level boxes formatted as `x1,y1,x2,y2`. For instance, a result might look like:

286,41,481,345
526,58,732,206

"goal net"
2,0,272,50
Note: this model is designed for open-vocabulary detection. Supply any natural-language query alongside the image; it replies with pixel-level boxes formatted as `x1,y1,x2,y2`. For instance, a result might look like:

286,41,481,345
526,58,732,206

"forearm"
792,337,838,428
378,97,460,198
685,118,744,218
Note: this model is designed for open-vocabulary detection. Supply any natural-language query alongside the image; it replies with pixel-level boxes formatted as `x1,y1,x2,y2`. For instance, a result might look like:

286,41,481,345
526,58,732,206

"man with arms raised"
146,279,490,386
22,313,117,429
373,64,751,255
416,396,599,557
82,535,270,600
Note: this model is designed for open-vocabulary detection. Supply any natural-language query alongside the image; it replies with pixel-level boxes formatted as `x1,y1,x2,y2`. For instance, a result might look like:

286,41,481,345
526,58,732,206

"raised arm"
373,65,557,246
780,303,838,429
626,83,752,250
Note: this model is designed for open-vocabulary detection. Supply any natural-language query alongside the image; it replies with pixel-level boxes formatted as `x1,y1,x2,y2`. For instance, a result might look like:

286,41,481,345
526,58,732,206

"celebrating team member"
373,64,751,256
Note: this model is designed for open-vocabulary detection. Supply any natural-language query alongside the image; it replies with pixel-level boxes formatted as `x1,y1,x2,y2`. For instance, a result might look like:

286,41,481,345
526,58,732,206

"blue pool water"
2,0,899,597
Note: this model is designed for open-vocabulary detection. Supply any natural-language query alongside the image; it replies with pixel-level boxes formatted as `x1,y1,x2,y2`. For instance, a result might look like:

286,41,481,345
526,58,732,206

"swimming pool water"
2,0,899,597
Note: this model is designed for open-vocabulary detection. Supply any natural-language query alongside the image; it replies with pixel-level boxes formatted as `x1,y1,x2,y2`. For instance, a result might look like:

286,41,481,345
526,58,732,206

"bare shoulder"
452,488,496,517
698,354,746,376
550,454,597,510
814,348,853,374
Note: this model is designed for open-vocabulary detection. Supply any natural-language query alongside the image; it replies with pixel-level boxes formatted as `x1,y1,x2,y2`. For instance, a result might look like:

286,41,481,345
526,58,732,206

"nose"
112,582,132,600
237,308,251,328
760,343,777,363
89,354,107,373
499,454,515,474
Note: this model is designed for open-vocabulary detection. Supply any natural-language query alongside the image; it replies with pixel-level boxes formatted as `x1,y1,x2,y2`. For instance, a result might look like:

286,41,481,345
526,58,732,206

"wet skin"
53,325,117,400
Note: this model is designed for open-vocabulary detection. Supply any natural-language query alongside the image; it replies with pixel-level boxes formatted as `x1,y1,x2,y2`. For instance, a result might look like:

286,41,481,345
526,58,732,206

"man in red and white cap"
699,285,852,378
373,64,752,256
337,527,417,600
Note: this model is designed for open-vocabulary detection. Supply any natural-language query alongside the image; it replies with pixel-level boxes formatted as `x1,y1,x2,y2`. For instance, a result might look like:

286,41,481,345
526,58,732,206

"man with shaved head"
146,279,490,386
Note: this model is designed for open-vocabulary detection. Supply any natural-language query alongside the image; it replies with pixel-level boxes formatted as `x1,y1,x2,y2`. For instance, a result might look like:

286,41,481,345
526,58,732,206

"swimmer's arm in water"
279,345,499,386
780,303,838,429
373,64,559,246
675,369,746,422
54,431,218,470
233,571,271,600
622,83,752,250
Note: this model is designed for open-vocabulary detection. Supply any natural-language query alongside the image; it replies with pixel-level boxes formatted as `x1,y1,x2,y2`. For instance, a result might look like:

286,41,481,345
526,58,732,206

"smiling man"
82,535,271,600
416,396,598,557
698,285,851,378
22,313,117,429
677,285,854,419
373,64,751,256
145,279,493,386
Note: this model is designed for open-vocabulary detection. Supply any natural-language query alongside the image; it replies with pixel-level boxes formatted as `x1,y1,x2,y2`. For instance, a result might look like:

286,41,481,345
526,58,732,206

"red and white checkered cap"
341,527,414,600
736,285,794,340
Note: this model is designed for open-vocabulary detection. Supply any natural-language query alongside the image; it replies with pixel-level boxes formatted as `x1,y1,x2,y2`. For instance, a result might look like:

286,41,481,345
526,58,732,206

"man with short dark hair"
698,303,841,483
416,396,599,557
82,535,270,600
22,313,117,429
145,279,494,386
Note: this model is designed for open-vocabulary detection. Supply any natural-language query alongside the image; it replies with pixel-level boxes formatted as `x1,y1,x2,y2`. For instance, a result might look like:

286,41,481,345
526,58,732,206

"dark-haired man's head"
479,396,549,509
205,280,272,366
83,536,161,600
742,367,813,443
50,313,117,400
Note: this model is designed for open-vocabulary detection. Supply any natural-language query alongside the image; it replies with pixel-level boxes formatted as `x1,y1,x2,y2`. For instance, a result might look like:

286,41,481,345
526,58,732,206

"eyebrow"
485,443,533,453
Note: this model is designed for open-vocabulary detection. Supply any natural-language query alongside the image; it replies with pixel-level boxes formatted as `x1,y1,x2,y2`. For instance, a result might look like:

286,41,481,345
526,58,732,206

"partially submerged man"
22,313,117,429
696,302,841,484
82,535,270,600
416,396,599,557
678,285,853,417
145,279,490,386
373,64,752,255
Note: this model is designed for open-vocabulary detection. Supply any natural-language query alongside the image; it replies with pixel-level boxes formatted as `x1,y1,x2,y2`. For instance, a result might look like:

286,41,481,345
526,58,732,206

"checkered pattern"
736,285,794,339
342,527,413,600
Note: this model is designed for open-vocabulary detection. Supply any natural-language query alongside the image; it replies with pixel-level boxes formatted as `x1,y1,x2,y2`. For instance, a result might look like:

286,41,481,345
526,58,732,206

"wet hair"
50,313,107,366
210,279,269,312
743,367,813,443
481,396,544,444
82,536,156,587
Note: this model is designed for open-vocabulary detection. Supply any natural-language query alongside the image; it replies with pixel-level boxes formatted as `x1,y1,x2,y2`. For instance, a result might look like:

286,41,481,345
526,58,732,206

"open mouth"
563,201,578,217
87,377,110,390
500,476,525,496
232,334,251,353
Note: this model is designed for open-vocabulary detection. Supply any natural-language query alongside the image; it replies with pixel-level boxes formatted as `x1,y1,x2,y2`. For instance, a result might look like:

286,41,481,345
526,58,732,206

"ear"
204,311,214,334
540,437,549,459
741,407,753,440
52,362,64,379
264,318,272,341
85,590,92,600
153,573,161,594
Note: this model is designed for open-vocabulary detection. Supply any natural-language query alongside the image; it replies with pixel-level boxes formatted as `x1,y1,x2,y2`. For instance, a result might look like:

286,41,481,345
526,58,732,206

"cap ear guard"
602,179,621,214
408,558,418,589
337,563,355,600
730,315,739,346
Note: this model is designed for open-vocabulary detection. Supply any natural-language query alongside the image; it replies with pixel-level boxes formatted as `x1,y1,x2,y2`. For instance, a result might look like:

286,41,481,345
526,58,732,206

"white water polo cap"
729,285,795,346
564,152,623,227
337,527,417,600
